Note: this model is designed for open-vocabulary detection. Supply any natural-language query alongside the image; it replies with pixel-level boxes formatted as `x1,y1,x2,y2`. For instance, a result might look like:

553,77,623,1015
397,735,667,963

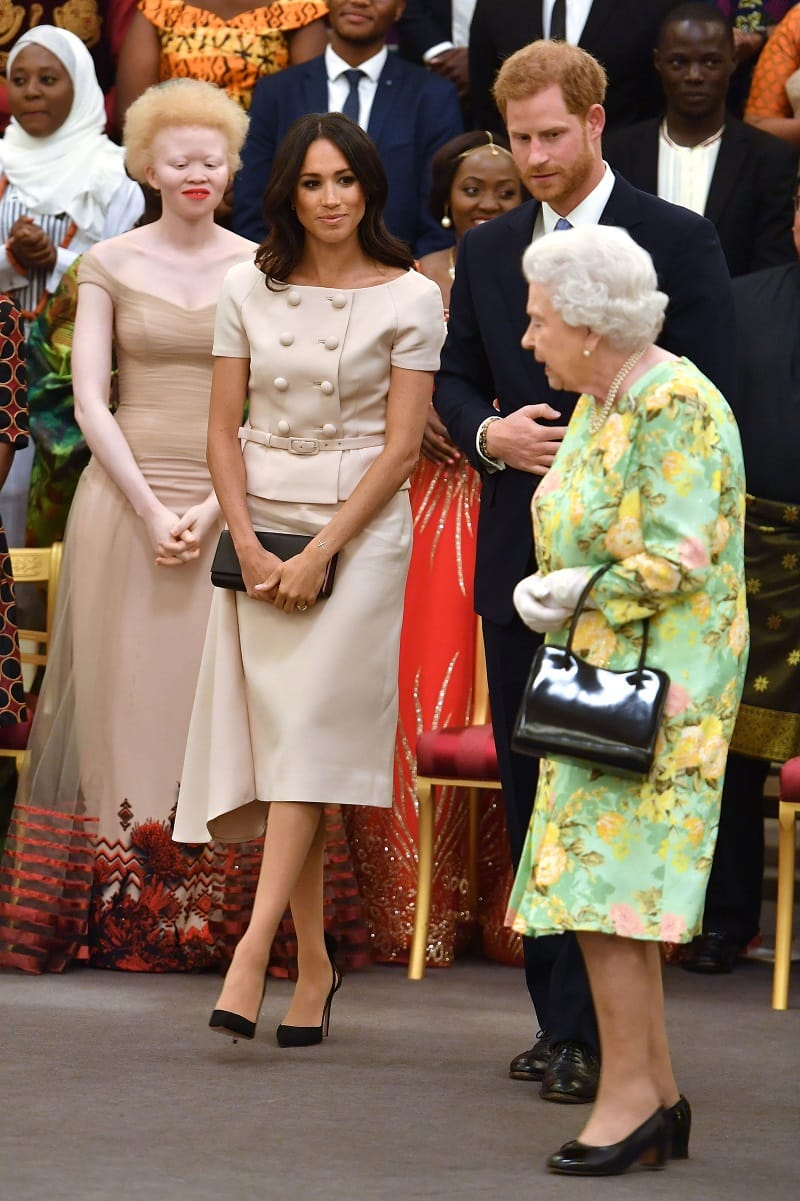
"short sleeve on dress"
0,297,29,448
212,262,255,358
390,272,446,372
77,253,116,297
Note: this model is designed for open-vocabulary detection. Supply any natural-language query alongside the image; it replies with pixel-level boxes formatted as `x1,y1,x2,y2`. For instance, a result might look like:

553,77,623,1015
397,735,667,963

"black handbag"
512,563,670,777
210,530,338,597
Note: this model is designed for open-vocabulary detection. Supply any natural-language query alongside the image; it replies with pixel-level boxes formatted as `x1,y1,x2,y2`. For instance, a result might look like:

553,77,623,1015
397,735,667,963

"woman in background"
115,0,329,124
345,131,524,968
0,79,254,973
0,25,144,547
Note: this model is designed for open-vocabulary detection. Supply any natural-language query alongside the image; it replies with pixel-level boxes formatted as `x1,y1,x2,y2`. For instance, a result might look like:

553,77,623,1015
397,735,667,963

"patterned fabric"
138,0,328,108
729,493,800,761
745,5,800,119
345,455,522,969
506,359,748,945
715,2,793,30
24,258,89,547
0,295,28,729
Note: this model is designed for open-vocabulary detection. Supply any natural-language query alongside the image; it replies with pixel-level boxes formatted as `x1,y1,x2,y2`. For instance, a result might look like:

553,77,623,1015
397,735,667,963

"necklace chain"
589,348,646,434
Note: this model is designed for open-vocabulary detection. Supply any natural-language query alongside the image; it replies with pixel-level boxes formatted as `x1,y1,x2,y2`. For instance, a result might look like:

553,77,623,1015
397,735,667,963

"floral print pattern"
506,359,748,944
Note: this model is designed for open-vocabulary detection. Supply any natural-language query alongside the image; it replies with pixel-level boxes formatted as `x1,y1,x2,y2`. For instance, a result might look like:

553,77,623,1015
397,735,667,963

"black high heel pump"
667,1095,691,1159
276,932,342,1048
546,1107,670,1176
209,970,268,1042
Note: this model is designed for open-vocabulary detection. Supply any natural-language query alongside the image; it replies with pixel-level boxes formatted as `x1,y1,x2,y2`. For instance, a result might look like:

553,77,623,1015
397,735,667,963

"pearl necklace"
589,348,646,434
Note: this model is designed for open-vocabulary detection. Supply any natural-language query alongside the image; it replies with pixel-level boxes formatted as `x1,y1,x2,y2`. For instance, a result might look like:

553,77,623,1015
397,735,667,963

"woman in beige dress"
0,80,256,973
174,112,445,1044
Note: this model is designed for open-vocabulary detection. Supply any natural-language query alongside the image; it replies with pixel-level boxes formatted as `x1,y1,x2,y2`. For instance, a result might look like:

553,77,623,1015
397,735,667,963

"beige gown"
8,255,228,970
174,264,445,844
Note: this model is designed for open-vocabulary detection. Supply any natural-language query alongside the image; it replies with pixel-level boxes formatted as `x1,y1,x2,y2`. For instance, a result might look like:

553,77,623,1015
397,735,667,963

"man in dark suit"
469,0,681,133
395,0,470,100
605,2,798,277
232,0,463,256
435,37,734,1105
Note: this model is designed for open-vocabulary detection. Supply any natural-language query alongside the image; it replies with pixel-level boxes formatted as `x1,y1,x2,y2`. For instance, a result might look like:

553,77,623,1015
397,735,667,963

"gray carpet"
2,957,798,1201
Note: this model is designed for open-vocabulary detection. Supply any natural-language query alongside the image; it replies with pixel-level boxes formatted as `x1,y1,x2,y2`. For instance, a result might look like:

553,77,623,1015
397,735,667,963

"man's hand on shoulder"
486,405,567,476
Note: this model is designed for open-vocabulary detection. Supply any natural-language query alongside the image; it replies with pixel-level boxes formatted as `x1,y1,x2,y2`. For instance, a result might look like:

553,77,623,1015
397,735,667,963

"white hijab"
0,25,128,242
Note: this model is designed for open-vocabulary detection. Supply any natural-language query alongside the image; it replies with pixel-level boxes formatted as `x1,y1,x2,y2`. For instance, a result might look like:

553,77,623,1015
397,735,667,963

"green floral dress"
506,358,748,944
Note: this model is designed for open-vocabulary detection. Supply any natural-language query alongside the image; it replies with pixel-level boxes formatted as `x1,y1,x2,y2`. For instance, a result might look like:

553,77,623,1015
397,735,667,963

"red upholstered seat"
0,693,37,751
416,723,498,782
780,757,800,803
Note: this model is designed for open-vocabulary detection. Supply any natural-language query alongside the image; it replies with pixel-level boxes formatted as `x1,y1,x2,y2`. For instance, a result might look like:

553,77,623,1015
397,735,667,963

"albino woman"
0,81,256,973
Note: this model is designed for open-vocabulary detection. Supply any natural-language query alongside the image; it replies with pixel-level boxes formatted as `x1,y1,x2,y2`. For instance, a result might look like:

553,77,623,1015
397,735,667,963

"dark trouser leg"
702,751,768,946
482,615,598,1052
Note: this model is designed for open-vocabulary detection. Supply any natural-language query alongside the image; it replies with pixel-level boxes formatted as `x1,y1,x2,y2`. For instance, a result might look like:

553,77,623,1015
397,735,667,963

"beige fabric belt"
238,427,385,456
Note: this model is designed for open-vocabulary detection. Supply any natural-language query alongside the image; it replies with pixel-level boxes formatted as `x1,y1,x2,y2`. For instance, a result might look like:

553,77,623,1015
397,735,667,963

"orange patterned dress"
344,456,523,969
745,5,800,121
137,0,328,108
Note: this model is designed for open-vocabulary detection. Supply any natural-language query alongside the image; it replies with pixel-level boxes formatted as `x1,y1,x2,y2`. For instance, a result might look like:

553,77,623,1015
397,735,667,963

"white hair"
522,225,668,353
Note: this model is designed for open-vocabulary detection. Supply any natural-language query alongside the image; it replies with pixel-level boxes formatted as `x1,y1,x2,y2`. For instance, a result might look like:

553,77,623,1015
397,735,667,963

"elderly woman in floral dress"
508,225,748,1177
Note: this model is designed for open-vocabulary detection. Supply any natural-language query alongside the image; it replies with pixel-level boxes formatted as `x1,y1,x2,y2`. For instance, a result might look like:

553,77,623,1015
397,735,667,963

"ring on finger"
297,602,308,612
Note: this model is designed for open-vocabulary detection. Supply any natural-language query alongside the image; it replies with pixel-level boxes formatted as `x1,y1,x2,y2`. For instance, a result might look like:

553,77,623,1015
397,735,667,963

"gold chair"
0,542,63,770
772,757,800,1010
408,626,502,980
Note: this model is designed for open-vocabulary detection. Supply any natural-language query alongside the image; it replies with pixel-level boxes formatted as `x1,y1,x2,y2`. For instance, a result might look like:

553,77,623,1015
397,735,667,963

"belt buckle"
288,438,319,455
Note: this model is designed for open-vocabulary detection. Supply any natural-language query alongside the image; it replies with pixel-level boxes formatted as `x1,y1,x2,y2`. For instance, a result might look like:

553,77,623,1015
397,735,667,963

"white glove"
512,567,595,634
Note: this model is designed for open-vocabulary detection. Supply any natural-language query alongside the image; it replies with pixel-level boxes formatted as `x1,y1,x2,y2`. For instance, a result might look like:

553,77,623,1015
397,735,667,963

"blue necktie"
342,69,364,124
554,217,572,231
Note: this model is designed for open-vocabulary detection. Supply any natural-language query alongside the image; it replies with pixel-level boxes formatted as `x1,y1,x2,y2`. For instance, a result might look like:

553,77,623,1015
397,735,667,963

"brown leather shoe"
540,1041,599,1104
509,1032,551,1081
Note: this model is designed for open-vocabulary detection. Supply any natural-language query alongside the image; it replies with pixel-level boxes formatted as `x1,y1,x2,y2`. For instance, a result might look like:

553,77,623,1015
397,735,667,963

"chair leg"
772,801,797,1011
466,788,479,917
409,778,435,980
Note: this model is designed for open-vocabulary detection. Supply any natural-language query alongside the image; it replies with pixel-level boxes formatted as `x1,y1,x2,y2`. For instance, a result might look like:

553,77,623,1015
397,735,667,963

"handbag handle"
563,562,652,688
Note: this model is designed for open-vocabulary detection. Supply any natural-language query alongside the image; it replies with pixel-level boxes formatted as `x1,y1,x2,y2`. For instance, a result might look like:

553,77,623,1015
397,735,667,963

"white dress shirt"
543,0,593,43
325,45,388,130
424,0,479,59
533,162,616,240
657,122,723,216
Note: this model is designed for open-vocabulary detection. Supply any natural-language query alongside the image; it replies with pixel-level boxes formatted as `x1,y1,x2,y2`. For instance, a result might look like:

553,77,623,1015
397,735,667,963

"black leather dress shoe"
540,1041,599,1104
681,931,742,974
509,1032,551,1081
546,1107,669,1175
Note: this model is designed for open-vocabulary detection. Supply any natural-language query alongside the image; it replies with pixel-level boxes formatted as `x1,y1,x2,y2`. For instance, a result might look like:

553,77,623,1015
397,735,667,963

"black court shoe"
276,932,342,1048
668,1095,692,1159
209,971,268,1042
546,1107,669,1176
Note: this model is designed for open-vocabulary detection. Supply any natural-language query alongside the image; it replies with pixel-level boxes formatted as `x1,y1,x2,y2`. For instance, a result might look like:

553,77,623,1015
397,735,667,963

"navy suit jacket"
604,116,799,278
434,173,736,623
232,53,463,256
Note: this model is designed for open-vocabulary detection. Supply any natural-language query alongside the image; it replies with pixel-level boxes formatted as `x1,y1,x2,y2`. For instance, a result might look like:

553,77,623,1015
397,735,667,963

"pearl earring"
441,208,452,229
582,348,591,358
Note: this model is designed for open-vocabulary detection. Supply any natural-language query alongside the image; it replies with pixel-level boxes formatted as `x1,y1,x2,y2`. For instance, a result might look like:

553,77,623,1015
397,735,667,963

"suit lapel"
367,56,402,145
704,121,744,226
578,0,612,50
301,58,328,114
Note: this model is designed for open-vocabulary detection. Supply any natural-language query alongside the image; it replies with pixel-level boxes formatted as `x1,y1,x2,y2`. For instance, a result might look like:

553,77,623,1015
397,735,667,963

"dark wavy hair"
255,113,414,287
427,130,516,224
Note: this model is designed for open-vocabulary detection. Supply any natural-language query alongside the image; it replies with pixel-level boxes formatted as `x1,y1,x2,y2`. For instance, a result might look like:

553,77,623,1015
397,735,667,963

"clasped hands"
513,566,595,633
245,541,328,612
6,216,57,273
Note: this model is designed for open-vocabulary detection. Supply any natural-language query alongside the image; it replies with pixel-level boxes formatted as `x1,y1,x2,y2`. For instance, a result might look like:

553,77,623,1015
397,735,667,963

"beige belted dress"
173,262,445,843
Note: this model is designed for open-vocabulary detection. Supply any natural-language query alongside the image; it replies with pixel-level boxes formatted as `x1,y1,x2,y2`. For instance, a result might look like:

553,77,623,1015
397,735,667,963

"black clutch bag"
210,530,338,597
512,563,670,778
